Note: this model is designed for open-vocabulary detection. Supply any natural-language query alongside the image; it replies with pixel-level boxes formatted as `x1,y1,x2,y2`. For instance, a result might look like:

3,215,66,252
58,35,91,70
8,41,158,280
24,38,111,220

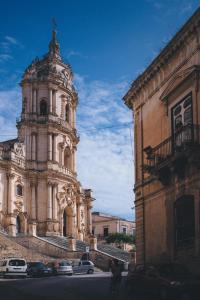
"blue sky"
0,0,199,220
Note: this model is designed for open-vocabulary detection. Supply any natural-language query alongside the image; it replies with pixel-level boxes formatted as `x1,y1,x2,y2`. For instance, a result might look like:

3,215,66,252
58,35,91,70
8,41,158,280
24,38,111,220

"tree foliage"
105,233,135,244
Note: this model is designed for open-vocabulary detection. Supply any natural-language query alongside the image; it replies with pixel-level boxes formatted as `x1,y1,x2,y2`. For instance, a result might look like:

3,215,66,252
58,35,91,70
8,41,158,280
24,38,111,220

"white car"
0,258,27,278
72,260,94,274
56,261,73,276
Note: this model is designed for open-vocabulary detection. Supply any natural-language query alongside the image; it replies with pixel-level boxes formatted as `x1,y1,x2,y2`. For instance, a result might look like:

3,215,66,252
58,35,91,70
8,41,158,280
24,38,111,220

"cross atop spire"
48,19,61,60
52,18,57,32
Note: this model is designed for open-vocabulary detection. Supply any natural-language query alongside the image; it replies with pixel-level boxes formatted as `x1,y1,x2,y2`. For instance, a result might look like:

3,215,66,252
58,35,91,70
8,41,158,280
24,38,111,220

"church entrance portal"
16,215,21,235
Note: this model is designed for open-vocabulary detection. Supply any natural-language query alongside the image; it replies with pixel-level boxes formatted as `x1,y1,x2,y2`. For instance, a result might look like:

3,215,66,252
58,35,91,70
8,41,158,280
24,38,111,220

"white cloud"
75,75,134,220
0,54,12,62
0,88,21,140
67,50,88,59
5,36,23,48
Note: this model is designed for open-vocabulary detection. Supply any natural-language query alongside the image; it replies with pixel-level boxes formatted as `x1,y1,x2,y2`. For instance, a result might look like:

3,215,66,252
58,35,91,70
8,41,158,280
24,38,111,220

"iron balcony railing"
143,124,200,172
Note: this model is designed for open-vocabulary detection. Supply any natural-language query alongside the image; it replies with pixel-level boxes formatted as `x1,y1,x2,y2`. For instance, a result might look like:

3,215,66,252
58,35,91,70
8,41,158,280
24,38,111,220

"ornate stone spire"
48,29,61,60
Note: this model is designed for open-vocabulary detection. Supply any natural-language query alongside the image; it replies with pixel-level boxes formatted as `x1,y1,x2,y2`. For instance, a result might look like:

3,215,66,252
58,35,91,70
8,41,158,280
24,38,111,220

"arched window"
40,99,47,115
64,147,71,169
16,184,23,196
65,104,70,123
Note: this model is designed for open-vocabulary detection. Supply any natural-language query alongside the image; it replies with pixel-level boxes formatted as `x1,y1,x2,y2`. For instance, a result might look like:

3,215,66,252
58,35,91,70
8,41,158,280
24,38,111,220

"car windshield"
29,262,45,268
59,261,71,266
9,259,25,266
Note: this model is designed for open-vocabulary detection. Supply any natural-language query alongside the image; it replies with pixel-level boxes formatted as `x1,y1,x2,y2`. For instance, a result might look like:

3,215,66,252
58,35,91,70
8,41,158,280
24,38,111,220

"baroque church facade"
0,30,93,240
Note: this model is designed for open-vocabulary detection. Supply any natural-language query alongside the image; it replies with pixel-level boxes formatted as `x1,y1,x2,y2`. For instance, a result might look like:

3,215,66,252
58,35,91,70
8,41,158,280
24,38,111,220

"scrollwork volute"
56,183,77,209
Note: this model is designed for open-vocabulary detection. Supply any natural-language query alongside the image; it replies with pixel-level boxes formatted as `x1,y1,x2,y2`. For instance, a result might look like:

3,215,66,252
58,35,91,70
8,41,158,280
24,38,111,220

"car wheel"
159,287,168,300
67,273,73,276
87,269,94,274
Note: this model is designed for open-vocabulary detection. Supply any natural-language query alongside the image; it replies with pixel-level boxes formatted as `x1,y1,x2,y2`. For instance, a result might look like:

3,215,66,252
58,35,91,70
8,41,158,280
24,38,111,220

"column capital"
6,173,15,180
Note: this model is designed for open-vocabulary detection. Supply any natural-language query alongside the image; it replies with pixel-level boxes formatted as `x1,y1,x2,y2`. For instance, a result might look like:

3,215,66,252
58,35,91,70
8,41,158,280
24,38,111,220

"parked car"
27,262,52,277
0,257,27,278
46,261,58,276
72,260,94,274
56,260,73,276
126,263,200,300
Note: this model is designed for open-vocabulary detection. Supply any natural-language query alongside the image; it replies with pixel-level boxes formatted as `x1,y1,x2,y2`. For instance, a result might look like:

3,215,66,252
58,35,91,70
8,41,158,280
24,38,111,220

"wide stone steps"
41,236,130,262
97,243,131,262
41,236,89,252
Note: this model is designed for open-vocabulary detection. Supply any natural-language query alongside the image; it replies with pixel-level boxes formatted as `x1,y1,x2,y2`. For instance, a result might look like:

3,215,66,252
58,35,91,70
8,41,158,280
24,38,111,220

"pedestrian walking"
110,259,123,297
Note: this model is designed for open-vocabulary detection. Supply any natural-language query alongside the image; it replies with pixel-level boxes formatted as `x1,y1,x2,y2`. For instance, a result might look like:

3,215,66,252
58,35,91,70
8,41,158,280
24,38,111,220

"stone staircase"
1,231,131,266
97,243,131,262
41,235,89,252
41,236,130,262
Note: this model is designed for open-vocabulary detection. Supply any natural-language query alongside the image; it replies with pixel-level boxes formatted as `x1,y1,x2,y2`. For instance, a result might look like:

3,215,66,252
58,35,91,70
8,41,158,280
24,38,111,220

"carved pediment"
160,65,199,102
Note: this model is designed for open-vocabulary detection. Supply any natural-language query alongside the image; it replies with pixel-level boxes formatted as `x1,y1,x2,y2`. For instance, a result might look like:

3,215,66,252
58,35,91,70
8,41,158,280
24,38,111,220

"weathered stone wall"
0,233,49,261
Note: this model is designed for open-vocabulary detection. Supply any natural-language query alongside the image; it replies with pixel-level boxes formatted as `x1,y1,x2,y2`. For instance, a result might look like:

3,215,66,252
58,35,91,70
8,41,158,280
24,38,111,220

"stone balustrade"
47,162,77,178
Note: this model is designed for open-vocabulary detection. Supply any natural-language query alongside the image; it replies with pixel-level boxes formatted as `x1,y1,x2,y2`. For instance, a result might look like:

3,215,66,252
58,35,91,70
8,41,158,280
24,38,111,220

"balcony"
47,162,77,178
143,124,200,184
17,114,76,133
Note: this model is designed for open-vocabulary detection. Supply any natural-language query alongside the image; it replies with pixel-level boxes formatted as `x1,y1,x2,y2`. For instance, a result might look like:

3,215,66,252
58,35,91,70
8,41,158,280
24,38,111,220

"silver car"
72,260,94,274
56,261,73,276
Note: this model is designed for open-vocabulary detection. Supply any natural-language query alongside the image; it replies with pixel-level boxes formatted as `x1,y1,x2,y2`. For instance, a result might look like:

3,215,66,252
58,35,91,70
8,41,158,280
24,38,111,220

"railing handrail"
144,123,200,170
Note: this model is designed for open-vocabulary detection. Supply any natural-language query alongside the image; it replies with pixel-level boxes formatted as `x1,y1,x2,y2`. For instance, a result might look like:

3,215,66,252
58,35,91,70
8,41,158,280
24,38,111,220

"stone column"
48,133,53,161
31,134,36,161
52,184,58,220
49,89,53,113
47,182,53,219
6,173,16,236
7,173,15,214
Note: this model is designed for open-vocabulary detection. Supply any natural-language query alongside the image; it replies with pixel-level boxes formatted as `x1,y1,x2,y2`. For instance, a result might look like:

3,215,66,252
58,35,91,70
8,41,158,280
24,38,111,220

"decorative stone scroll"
14,143,25,157
56,183,77,209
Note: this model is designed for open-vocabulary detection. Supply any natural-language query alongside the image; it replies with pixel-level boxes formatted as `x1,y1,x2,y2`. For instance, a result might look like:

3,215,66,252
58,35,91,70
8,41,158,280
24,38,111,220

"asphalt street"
0,272,154,300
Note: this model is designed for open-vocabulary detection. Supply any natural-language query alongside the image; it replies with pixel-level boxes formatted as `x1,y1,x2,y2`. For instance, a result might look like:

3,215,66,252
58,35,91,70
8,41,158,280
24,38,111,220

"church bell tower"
15,30,93,238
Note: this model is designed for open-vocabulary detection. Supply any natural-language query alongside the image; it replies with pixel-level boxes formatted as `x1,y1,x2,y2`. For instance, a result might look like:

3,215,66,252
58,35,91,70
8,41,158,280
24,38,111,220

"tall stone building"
124,8,200,270
0,30,93,240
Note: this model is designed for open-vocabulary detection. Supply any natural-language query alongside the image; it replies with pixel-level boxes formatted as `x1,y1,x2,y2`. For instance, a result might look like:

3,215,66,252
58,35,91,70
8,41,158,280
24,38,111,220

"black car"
27,262,52,277
126,263,200,300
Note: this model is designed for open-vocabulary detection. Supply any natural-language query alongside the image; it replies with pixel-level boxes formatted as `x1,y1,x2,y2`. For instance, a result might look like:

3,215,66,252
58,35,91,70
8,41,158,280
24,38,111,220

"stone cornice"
124,7,200,108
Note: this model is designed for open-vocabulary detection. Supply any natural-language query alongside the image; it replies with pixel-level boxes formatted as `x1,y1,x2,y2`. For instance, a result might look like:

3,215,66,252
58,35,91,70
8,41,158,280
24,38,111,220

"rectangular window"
122,226,127,234
171,93,193,149
103,227,109,237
